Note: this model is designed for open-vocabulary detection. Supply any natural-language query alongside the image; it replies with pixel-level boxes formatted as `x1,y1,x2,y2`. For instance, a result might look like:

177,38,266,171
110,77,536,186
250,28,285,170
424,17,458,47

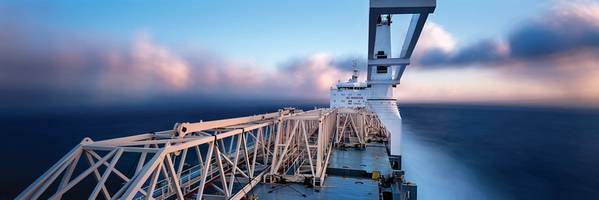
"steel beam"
18,107,391,199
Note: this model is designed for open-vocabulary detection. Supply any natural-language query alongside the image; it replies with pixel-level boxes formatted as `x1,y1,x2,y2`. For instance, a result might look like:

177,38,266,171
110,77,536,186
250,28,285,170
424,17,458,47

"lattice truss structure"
334,108,389,148
265,109,336,187
17,108,388,200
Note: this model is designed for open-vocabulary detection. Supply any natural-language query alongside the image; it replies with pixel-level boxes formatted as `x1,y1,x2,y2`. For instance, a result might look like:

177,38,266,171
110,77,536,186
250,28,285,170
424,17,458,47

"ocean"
1,103,598,199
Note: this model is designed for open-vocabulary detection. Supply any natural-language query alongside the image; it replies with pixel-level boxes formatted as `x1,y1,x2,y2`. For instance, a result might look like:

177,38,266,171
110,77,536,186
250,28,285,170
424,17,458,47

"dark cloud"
508,14,599,59
404,2,599,106
419,40,509,66
416,3,599,66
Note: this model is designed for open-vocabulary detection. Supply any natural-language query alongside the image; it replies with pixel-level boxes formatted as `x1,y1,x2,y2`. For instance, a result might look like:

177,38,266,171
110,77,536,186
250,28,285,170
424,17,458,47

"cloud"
1,1,598,109
415,1,599,66
273,54,350,96
97,33,192,99
397,1,599,106
0,22,195,105
508,1,599,59
413,22,456,60
418,38,510,66
397,68,566,104
0,14,352,107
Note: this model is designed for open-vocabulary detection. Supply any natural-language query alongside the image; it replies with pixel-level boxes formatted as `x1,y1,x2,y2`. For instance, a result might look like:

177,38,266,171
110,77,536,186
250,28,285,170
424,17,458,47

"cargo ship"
16,1,436,199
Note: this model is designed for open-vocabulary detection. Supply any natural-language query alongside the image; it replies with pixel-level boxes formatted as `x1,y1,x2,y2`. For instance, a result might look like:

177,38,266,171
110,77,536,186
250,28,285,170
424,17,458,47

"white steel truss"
17,108,390,200
335,108,389,148
17,109,294,200
265,109,337,186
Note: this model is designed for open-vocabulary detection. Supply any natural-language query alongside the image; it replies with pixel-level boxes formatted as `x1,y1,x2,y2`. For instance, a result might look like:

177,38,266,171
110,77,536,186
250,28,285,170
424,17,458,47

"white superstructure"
330,67,368,108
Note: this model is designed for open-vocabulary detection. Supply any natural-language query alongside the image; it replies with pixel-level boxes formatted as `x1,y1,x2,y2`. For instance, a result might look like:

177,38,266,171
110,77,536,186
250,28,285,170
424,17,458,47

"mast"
350,60,359,82
366,0,436,169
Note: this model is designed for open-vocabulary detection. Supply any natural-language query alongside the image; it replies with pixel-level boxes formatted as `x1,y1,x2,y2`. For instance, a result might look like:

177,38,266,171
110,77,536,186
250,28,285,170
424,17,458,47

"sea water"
1,103,598,199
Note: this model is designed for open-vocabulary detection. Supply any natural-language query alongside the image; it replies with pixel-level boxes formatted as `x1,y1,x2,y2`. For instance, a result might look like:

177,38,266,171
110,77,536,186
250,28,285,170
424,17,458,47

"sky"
1,0,598,110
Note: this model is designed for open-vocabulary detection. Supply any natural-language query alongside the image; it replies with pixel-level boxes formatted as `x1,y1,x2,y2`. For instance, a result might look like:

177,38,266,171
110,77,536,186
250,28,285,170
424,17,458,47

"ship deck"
18,109,408,200
328,143,393,177
252,176,379,200
250,143,392,200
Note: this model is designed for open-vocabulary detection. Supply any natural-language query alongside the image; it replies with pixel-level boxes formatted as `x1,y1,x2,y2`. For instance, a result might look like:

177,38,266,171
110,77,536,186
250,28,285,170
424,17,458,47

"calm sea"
1,103,598,199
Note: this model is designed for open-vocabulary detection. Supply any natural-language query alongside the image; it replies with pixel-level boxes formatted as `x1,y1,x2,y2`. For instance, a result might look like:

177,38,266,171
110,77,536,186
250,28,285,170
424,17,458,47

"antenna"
350,59,359,82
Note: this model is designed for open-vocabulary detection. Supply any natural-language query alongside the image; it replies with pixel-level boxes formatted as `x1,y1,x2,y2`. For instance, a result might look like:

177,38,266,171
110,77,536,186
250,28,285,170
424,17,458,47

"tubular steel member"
17,109,298,200
17,107,369,199
265,108,337,187
334,108,389,148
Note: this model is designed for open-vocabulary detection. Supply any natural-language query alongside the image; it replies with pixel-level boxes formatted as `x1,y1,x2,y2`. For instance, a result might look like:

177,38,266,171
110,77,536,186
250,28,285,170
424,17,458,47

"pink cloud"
1,0,598,108
97,34,192,101
398,1,599,107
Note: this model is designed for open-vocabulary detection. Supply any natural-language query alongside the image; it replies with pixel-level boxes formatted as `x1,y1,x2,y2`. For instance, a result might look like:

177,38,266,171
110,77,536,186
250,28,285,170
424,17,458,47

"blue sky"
7,0,547,68
1,0,599,108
